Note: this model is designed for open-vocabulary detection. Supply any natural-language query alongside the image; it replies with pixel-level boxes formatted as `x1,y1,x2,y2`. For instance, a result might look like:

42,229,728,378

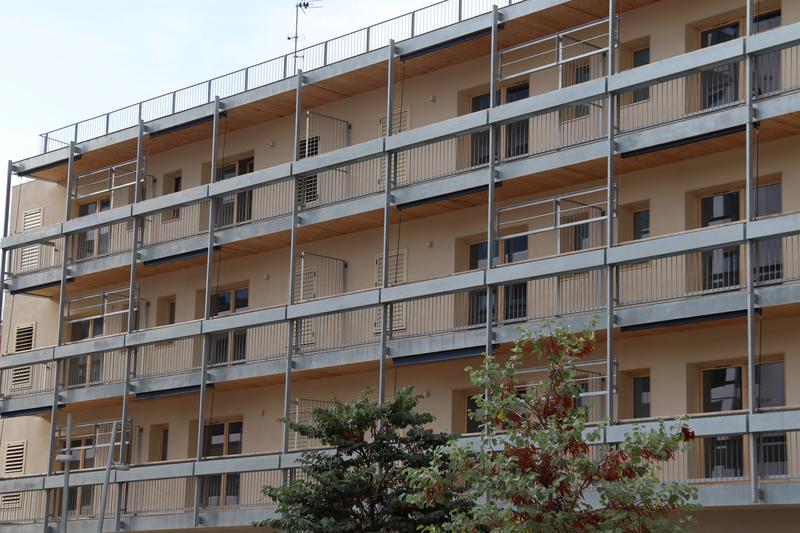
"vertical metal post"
60,413,73,533
605,0,617,423
378,40,396,406
744,0,760,504
193,96,222,527
458,0,463,21
96,421,118,533
482,5,499,439
0,161,13,333
283,70,304,455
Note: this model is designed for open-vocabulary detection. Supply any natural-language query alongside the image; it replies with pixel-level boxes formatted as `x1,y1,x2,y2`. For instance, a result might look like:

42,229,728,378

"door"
467,241,496,325
201,421,242,507
700,191,740,290
63,318,104,387
502,236,528,321
504,84,529,159
700,22,740,109
216,158,254,227
54,437,96,518
754,183,782,282
701,366,744,479
75,198,111,260
470,93,491,166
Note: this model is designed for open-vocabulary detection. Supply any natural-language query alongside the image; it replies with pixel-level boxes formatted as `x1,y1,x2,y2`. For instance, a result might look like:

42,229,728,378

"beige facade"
2,0,800,530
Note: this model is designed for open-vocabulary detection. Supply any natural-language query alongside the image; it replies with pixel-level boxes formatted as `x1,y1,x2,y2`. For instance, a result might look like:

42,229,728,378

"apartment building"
1,0,800,530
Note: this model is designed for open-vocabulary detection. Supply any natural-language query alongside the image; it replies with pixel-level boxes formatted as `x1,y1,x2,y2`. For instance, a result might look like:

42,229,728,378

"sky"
0,0,436,222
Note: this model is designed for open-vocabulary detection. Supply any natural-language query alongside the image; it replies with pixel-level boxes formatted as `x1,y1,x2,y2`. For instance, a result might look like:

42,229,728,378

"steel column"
605,0,617,423
378,40,396,405
744,0,760,505
59,413,73,533
96,421,118,533
193,96,222,527
482,4,500,439
282,70,304,454
0,162,12,360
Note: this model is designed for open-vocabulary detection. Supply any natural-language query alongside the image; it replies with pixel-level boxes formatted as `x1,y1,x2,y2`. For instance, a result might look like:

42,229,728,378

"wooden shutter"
379,108,410,186
3,441,26,474
374,250,408,332
20,208,43,271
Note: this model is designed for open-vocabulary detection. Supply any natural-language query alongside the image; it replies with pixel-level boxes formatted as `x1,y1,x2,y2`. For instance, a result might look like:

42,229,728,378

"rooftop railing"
38,0,523,154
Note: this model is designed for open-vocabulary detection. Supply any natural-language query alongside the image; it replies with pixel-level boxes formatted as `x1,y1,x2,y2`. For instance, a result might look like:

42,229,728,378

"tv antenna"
288,0,323,69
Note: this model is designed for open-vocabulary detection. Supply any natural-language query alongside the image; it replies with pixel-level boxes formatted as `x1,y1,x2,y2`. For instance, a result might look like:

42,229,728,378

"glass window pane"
212,291,232,315
234,288,249,310
633,376,651,418
756,362,785,408
227,421,243,455
632,210,650,240
204,423,226,457
702,367,742,412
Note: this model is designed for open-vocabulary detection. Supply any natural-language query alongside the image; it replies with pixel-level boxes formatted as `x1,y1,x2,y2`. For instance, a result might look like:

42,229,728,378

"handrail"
37,0,521,153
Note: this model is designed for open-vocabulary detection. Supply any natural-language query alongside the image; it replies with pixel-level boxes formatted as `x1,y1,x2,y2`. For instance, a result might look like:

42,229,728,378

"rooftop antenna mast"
289,0,323,70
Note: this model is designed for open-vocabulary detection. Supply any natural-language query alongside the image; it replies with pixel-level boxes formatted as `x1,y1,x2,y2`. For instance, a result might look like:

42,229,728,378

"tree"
405,323,698,532
257,386,472,532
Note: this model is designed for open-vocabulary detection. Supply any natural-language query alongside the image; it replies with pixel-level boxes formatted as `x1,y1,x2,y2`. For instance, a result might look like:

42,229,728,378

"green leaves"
257,387,471,532
405,321,698,532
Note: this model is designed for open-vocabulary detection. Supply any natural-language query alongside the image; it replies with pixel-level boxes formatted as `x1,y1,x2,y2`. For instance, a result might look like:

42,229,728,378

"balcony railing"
37,0,524,153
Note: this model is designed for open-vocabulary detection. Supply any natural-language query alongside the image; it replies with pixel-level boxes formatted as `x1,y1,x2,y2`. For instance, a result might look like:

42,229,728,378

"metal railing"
0,489,48,525
63,287,143,343
754,232,800,286
72,159,141,207
71,219,133,263
616,244,746,307
397,129,489,185
51,418,134,474
6,235,64,277
142,198,210,246
0,361,54,399
618,57,746,133
497,186,608,257
38,0,523,153
499,17,610,83
297,153,385,210
134,335,201,378
288,398,336,451
296,251,348,301
59,348,127,390
293,305,379,355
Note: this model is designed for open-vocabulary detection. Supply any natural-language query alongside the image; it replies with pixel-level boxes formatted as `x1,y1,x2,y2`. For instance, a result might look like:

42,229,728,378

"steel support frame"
378,41,396,405
106,119,146,531
0,161,12,406
43,142,77,533
282,70,304,460
193,97,222,527
482,4,500,439
744,0,760,505
605,0,617,425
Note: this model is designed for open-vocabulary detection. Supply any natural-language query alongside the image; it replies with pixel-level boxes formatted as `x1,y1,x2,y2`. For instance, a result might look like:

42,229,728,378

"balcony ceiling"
24,0,660,182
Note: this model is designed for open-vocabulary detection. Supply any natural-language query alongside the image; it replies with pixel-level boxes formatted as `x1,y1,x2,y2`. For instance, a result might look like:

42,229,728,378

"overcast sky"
0,0,436,220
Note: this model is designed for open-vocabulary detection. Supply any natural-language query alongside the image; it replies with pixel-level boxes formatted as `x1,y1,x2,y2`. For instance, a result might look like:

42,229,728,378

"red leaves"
680,425,695,442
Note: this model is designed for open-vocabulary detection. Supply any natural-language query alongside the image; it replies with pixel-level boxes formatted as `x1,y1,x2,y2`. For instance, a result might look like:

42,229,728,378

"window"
562,64,591,119
75,198,111,260
632,47,650,102
54,436,97,518
201,420,242,507
504,84,529,158
64,318,104,387
465,394,484,434
755,182,783,281
632,375,651,418
212,287,249,316
632,209,650,240
216,157,254,227
700,191,740,290
470,93,491,166
297,137,320,206
467,237,527,325
162,172,182,221
755,361,787,476
754,11,782,95
700,22,740,109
